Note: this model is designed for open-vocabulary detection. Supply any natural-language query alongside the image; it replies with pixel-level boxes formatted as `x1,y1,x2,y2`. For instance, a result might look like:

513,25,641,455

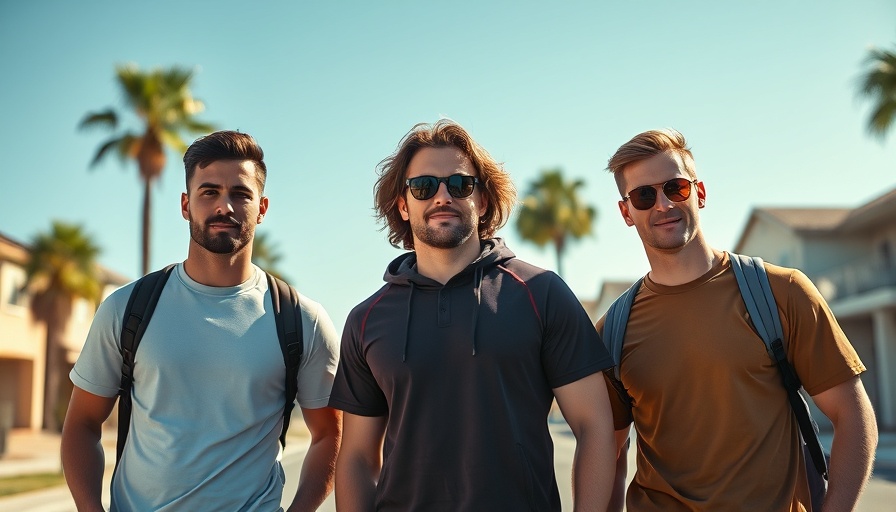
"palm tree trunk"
142,177,152,276
554,236,566,278
555,244,564,279
42,300,67,432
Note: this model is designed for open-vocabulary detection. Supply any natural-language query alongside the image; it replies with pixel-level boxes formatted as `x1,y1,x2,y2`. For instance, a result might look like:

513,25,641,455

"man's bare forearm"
61,420,107,512
286,432,340,512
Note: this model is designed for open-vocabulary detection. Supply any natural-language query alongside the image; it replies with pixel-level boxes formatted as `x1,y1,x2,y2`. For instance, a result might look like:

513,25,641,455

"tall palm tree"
80,63,215,276
252,231,290,281
24,221,102,431
858,44,896,139
516,168,596,278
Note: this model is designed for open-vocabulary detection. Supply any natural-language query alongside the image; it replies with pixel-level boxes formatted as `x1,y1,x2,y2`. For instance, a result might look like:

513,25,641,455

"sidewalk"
0,426,309,511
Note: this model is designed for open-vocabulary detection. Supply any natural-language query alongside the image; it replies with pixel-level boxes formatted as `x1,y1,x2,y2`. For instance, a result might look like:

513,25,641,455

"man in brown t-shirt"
599,128,878,511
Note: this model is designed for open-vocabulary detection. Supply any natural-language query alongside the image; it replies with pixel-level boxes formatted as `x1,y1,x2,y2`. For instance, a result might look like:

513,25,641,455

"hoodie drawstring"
471,266,483,356
402,283,415,362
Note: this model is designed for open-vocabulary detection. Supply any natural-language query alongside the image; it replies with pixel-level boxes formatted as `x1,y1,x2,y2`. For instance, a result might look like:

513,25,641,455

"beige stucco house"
0,231,128,432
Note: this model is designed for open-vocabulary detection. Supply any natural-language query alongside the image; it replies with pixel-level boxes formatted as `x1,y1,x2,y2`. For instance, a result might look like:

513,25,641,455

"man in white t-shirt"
61,130,341,512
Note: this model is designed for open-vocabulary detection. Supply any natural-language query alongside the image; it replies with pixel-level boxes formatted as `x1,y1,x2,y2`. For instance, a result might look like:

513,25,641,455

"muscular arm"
286,406,342,512
554,372,617,512
60,387,117,512
811,375,878,512
333,413,387,512
607,428,631,512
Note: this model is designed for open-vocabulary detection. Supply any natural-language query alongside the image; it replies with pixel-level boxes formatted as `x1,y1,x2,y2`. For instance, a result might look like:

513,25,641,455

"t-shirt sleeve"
70,284,133,397
296,297,340,409
328,305,388,417
541,273,615,389
773,266,866,396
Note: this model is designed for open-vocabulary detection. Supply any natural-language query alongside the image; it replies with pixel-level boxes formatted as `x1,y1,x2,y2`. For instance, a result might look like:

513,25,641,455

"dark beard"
189,214,252,254
412,207,477,249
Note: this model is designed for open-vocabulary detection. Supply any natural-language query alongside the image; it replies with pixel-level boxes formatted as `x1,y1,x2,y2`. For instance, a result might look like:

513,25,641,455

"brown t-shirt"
598,253,865,511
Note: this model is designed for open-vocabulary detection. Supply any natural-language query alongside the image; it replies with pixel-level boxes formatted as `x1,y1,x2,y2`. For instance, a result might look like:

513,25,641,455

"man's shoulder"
346,283,393,321
492,257,554,282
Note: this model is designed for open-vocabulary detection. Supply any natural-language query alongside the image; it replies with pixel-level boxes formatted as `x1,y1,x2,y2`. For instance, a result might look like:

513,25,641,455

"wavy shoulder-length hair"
374,119,516,250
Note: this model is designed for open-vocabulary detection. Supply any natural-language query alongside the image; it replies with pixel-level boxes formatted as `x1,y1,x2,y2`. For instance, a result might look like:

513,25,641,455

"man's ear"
696,181,706,208
397,196,409,221
181,193,190,221
618,200,635,227
257,196,269,223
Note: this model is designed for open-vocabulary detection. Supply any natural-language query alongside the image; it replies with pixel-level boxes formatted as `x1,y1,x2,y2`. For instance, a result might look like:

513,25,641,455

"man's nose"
432,181,453,203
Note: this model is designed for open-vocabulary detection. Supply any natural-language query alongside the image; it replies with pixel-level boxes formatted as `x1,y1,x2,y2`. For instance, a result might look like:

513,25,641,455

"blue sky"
2,1,895,330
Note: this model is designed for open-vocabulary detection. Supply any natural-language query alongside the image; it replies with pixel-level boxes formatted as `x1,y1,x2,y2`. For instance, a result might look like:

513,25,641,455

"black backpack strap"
728,252,829,480
116,264,175,467
600,277,644,404
267,273,304,448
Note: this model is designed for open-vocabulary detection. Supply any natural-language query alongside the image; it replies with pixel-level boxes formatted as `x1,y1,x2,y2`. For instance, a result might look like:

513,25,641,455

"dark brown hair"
183,130,267,192
374,120,517,249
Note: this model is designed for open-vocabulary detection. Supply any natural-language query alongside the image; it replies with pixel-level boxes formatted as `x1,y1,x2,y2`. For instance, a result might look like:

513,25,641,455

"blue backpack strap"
601,277,644,404
267,272,304,448
727,252,829,482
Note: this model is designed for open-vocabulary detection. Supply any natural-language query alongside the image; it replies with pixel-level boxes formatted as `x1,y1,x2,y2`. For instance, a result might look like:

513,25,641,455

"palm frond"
78,109,119,131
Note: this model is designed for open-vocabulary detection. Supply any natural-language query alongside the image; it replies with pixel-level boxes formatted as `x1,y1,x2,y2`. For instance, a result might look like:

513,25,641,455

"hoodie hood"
383,237,516,287
381,238,516,361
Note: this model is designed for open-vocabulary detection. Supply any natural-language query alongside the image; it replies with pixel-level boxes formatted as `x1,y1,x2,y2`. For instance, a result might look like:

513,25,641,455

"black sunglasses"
623,178,698,210
405,174,479,201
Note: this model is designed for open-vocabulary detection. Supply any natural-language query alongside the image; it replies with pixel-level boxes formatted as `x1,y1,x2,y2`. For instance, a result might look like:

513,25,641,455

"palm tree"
858,44,896,139
24,221,102,431
80,63,215,276
516,168,596,278
252,232,289,282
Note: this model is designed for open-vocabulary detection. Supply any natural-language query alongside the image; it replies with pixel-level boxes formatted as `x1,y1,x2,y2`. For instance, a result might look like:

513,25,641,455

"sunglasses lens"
408,175,476,200
664,178,693,202
627,178,694,210
447,175,475,198
629,186,657,210
408,176,438,200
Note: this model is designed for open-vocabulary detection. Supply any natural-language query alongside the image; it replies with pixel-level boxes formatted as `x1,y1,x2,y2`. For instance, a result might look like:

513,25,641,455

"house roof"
754,208,852,231
0,229,130,285
734,186,896,251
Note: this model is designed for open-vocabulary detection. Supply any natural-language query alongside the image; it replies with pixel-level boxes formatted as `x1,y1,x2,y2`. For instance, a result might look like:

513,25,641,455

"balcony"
813,257,896,302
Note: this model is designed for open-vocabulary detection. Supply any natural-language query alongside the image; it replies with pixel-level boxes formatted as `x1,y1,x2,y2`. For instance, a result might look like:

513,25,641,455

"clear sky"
2,1,895,330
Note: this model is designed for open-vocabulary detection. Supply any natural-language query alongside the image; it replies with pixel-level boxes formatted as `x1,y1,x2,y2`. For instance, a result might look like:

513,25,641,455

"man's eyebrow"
197,182,222,190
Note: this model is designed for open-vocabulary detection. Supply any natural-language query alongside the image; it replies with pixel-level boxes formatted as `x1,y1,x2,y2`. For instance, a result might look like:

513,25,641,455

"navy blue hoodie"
330,239,612,511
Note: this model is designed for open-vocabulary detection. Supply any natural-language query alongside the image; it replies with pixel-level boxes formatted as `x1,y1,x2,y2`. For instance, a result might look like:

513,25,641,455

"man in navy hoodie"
329,119,616,511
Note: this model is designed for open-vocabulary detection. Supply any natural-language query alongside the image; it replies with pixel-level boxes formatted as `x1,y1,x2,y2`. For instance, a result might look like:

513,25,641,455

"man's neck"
414,238,483,285
644,236,722,286
182,242,255,287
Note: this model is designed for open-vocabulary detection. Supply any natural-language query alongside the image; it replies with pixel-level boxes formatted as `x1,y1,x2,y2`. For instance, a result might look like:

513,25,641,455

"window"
1,263,29,311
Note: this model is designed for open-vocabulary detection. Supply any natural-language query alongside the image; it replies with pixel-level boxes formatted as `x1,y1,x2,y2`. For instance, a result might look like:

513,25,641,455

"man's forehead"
409,146,474,174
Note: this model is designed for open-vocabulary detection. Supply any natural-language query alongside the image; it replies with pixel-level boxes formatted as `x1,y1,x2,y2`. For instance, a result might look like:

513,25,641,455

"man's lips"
206,215,240,228
425,207,460,221
654,217,681,227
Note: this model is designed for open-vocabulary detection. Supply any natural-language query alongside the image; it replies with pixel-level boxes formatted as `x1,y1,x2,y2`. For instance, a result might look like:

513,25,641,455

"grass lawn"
0,472,66,497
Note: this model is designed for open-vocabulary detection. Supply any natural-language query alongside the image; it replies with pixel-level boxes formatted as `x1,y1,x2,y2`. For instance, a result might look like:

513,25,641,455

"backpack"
114,265,304,468
602,252,828,508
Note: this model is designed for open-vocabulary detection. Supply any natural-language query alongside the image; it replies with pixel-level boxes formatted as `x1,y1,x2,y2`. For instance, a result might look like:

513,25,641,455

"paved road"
283,421,896,511
4,422,895,511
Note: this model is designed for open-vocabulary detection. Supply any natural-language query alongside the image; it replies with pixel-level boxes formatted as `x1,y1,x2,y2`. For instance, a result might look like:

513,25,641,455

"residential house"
734,187,896,430
0,231,128,432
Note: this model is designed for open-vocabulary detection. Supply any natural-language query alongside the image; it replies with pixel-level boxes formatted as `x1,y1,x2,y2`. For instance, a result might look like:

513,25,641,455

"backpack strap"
727,252,829,480
267,273,304,448
601,277,644,403
116,264,175,467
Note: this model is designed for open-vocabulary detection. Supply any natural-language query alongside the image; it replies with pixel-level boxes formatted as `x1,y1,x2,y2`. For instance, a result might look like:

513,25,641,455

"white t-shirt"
71,263,339,511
